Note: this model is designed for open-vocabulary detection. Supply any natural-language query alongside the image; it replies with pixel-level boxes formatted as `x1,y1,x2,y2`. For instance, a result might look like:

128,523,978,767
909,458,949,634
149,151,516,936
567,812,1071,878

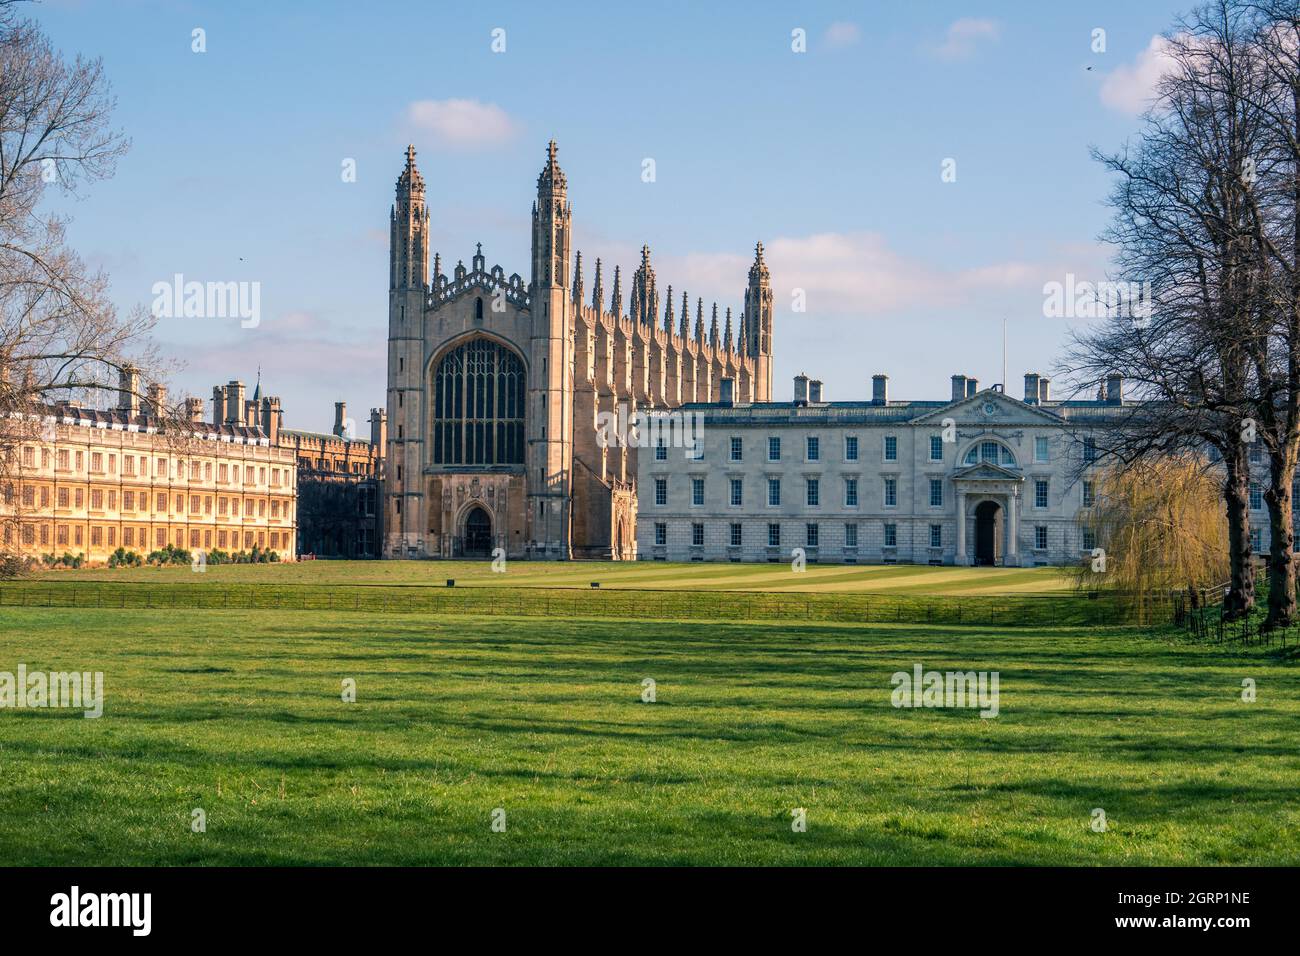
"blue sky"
34,0,1181,433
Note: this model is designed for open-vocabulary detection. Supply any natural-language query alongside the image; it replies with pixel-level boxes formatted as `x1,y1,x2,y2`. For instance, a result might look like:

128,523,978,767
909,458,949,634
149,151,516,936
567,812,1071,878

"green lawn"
30,558,1074,595
0,603,1295,865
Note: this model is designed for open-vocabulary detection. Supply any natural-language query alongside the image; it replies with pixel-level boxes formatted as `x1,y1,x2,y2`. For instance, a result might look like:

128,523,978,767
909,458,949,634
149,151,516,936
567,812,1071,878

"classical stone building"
210,379,385,558
636,371,1135,566
0,368,298,562
384,142,774,559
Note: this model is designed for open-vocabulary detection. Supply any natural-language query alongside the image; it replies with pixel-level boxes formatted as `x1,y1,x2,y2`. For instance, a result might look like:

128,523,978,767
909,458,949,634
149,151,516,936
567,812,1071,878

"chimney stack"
117,365,141,415
263,396,282,443
184,397,204,423
1038,377,1051,404
794,373,809,406
225,380,245,425
1106,373,1124,405
951,375,967,402
1024,372,1040,405
212,386,227,425
808,379,823,403
872,374,888,405
370,408,388,450
146,383,168,418
334,401,348,437
966,377,978,398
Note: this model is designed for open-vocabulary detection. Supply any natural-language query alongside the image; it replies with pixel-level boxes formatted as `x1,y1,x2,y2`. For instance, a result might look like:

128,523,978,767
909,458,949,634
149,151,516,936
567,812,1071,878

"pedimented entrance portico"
952,462,1024,567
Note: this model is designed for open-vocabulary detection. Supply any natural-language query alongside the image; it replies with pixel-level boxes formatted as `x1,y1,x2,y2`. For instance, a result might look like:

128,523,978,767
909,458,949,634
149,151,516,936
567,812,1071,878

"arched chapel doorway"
464,506,492,557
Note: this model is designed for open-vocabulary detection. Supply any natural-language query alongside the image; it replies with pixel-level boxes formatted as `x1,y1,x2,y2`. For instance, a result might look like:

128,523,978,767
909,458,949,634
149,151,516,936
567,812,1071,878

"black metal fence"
1170,582,1297,648
0,581,1157,628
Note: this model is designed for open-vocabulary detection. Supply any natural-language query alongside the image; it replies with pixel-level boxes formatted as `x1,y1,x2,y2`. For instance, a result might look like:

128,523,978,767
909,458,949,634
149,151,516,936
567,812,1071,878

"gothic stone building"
384,142,774,559
210,380,385,558
637,371,1133,566
280,401,385,558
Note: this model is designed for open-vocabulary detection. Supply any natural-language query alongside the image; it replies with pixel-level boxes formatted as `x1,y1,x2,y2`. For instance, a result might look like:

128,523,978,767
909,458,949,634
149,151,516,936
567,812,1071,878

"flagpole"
1002,318,1007,393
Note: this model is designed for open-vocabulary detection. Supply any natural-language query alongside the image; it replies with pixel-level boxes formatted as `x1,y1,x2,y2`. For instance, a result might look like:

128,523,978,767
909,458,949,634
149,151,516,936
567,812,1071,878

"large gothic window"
432,338,526,465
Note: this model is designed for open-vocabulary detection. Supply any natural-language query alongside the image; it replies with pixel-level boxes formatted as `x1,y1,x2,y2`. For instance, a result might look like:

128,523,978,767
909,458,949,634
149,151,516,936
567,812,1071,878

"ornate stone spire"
532,139,570,290
537,138,567,192
695,298,705,343
397,144,424,194
610,264,623,317
591,257,604,311
723,308,733,351
745,239,774,399
631,244,658,326
737,310,747,355
391,144,429,291
664,285,674,333
709,303,720,347
679,290,690,338
749,240,769,282
572,250,584,305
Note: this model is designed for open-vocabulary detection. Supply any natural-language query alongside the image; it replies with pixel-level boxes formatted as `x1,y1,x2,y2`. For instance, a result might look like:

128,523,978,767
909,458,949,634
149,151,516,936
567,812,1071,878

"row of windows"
2,522,293,552
298,455,376,476
1244,526,1300,552
657,434,1079,465
14,446,288,485
651,521,1096,552
3,485,293,519
654,476,1063,510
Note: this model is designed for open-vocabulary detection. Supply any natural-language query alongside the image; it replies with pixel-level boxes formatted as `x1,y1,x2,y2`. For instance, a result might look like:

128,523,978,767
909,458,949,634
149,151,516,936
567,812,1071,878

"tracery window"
432,338,526,465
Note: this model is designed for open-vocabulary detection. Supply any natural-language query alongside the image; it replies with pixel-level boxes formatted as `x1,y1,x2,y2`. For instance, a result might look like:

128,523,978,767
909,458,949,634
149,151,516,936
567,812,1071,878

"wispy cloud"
930,18,1000,61
404,98,518,149
160,309,385,430
645,232,1039,319
1100,35,1176,115
823,22,861,49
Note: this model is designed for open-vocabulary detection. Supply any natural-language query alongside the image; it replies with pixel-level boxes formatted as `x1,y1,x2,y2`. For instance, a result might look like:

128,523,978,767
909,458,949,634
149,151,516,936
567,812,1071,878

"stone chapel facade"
383,142,774,559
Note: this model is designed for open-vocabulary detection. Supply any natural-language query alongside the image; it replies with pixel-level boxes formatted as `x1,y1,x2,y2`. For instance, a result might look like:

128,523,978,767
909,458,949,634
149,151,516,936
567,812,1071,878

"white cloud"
651,232,1037,319
404,98,517,149
823,22,861,49
763,233,1035,315
931,18,1000,61
1100,35,1176,115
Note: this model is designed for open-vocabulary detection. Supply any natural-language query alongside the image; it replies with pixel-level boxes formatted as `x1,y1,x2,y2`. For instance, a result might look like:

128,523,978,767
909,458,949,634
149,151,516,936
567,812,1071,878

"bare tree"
1065,0,1268,618
1221,0,1300,627
0,4,181,570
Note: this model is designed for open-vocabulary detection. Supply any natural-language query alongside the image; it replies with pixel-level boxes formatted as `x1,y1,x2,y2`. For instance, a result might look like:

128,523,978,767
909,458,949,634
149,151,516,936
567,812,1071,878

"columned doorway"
974,500,1001,566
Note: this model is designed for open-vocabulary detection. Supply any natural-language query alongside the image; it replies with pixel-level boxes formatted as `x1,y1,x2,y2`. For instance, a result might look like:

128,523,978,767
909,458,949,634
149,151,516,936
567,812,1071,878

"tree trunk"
1264,455,1297,628
1224,446,1255,619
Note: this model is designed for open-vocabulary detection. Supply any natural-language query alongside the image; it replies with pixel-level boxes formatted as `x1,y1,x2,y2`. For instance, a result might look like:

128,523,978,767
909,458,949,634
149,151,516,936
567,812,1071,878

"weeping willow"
1071,456,1229,624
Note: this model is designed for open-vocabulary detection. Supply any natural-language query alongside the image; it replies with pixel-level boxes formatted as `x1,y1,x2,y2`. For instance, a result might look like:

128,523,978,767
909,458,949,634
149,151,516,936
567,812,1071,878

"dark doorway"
975,500,1000,566
464,506,492,557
